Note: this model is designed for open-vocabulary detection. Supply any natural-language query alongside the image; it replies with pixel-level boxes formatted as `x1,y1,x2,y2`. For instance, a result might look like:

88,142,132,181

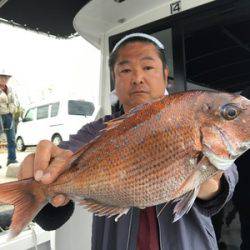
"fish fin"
70,96,166,164
70,117,128,164
171,155,213,222
103,118,125,131
79,199,130,221
173,185,200,222
172,154,219,222
103,101,154,131
0,179,47,239
128,101,152,114
157,202,168,218
128,96,164,114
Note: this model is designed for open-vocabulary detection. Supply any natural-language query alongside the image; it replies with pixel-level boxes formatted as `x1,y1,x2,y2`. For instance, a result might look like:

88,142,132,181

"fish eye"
221,104,241,120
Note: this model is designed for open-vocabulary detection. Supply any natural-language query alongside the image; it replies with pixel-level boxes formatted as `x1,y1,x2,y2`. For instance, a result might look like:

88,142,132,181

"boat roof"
73,0,177,48
0,0,91,38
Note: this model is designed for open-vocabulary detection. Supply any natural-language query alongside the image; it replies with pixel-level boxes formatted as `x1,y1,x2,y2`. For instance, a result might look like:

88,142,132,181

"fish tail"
0,179,47,239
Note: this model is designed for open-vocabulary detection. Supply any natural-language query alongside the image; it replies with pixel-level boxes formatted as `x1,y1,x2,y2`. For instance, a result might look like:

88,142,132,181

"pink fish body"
0,90,249,238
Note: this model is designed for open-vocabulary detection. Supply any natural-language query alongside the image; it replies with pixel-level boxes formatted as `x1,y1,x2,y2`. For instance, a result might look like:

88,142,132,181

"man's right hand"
17,140,73,207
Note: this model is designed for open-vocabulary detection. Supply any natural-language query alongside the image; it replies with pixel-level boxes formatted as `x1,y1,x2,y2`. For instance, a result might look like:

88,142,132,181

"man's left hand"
197,172,224,200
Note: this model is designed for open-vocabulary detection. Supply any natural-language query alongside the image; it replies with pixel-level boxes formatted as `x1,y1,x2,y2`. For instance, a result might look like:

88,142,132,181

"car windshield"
68,100,95,116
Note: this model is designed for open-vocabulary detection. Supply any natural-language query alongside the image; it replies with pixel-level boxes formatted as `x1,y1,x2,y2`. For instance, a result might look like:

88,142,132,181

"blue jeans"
1,113,16,162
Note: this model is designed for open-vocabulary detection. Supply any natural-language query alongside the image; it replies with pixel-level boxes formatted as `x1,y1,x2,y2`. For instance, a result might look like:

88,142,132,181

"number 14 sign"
170,1,182,15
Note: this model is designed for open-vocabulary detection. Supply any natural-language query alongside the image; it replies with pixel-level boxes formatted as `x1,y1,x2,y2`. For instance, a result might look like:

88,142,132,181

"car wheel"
52,134,62,146
16,137,26,152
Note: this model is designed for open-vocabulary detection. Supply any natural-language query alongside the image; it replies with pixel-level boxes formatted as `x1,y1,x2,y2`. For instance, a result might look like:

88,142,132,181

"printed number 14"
170,1,182,15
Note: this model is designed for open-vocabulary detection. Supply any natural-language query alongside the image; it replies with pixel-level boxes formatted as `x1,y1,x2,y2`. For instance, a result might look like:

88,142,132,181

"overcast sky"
0,23,101,109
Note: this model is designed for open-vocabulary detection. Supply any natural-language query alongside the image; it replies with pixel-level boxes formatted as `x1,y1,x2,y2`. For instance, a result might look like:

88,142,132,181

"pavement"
0,148,35,215
0,149,35,182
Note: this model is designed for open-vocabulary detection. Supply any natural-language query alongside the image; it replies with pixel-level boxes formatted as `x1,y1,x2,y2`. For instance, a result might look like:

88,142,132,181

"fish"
0,90,249,238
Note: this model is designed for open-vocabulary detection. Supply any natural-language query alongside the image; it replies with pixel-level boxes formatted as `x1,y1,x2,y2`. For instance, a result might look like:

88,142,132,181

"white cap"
112,33,165,53
0,68,12,77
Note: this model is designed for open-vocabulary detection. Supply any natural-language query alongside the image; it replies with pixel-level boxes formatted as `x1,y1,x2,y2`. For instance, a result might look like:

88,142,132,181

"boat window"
185,18,250,92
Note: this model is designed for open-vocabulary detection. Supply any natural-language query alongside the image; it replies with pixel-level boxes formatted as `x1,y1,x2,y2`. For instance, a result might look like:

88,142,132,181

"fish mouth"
203,126,250,170
203,151,235,171
238,141,250,153
203,141,250,171
215,126,249,160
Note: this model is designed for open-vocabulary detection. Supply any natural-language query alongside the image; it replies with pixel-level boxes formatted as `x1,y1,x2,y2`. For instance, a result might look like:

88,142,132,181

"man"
18,33,238,250
0,68,18,166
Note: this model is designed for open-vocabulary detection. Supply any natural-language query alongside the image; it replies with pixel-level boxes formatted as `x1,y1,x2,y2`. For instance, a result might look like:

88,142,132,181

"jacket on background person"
0,85,18,115
0,116,4,134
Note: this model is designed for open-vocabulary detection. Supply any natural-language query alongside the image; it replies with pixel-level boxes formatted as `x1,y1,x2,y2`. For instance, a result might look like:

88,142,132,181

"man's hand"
197,172,223,200
17,140,73,207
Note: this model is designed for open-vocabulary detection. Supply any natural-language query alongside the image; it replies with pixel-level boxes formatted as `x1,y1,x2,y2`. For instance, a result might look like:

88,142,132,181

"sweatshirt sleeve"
194,164,238,217
33,117,108,230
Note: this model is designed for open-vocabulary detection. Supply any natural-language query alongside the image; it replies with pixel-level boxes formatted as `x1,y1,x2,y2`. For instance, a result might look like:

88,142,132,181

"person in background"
0,68,19,166
17,33,238,250
0,107,4,169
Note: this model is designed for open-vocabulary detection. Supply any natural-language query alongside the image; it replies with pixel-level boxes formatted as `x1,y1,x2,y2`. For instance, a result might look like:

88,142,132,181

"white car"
16,99,99,151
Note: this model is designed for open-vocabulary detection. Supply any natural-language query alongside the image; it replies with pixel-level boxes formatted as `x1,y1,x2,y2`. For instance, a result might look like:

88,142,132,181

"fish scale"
55,100,202,207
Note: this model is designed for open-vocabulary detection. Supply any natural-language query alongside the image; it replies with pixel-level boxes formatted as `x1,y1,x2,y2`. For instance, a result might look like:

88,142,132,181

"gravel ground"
0,147,36,214
0,147,35,181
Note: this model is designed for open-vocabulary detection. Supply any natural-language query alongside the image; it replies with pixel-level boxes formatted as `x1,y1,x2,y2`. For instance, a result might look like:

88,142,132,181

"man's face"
0,75,10,87
114,42,169,113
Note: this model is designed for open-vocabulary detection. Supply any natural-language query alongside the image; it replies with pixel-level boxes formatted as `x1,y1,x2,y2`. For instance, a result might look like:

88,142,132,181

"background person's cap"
0,68,12,77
